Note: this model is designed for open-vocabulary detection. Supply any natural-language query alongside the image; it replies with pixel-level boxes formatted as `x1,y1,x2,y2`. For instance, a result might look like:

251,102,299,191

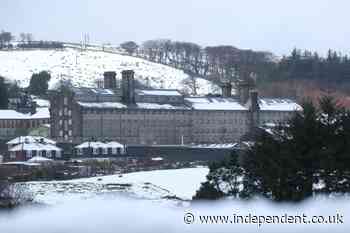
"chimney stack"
249,90,260,129
237,79,254,104
103,71,117,89
221,82,232,97
122,70,135,104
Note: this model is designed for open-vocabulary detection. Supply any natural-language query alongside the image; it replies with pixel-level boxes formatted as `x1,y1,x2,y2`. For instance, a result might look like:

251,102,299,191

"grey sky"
1,0,349,55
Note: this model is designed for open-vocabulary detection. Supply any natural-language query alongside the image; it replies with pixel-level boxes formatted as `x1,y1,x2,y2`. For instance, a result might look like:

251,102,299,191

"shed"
75,141,125,157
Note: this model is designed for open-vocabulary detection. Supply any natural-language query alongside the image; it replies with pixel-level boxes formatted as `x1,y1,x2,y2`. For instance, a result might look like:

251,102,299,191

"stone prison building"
49,70,302,145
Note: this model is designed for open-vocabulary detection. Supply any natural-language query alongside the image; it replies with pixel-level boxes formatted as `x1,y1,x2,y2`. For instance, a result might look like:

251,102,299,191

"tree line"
120,39,273,85
269,48,350,84
0,30,62,49
120,40,350,91
0,30,33,49
0,71,51,109
194,96,350,202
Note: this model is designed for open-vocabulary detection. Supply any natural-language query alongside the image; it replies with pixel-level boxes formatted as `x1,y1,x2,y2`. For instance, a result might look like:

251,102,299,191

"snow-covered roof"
1,161,40,166
7,136,56,145
32,96,50,107
259,98,302,111
185,97,247,111
185,97,301,112
136,89,182,96
0,108,50,120
105,141,124,147
75,141,124,149
30,107,50,119
151,157,164,161
28,156,53,163
9,143,62,152
77,102,127,109
77,101,188,110
190,143,238,149
74,87,118,96
136,103,188,110
0,110,29,119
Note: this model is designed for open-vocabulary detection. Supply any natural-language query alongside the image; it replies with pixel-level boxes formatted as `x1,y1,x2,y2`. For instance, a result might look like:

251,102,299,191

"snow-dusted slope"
26,167,209,205
0,48,219,95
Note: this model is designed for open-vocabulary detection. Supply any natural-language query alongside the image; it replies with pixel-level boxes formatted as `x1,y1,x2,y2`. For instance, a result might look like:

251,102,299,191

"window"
59,130,63,137
103,148,108,155
64,97,68,105
112,147,117,155
77,149,82,156
26,150,32,158
59,110,62,116
68,130,72,136
93,148,98,155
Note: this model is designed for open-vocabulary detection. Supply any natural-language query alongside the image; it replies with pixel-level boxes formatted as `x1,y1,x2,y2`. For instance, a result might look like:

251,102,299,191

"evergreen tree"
0,76,9,109
195,96,350,202
28,71,51,96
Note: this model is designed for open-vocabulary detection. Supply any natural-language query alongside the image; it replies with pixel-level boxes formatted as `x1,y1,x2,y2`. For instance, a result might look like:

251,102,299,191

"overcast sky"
1,0,349,55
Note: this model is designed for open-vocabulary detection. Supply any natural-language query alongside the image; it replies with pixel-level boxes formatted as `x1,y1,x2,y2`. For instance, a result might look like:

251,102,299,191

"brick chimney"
121,70,135,104
237,80,251,104
103,71,117,89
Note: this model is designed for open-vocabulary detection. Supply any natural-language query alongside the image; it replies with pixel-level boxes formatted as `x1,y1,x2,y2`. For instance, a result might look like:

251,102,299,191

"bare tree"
26,33,33,44
182,76,198,95
19,33,26,43
0,30,13,47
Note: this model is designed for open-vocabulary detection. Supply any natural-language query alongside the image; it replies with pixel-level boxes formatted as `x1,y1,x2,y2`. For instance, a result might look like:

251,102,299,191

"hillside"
0,47,219,95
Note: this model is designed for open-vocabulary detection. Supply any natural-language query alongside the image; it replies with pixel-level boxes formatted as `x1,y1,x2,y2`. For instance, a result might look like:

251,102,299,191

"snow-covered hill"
0,48,219,95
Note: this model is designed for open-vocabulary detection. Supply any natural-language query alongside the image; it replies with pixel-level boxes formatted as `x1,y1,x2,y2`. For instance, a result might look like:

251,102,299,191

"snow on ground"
0,48,217,95
26,167,209,205
2,194,349,233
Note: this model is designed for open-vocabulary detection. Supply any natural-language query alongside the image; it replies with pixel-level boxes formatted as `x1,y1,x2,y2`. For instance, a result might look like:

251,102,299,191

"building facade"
0,108,50,140
49,70,302,145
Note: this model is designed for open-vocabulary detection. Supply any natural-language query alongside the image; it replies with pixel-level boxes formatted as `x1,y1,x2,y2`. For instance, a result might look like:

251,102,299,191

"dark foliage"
17,41,63,49
120,41,139,55
0,76,9,109
29,71,51,96
195,96,350,202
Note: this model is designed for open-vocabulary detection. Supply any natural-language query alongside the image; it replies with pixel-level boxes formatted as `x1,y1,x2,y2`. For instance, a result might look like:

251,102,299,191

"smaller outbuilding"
8,140,62,161
75,141,126,157
7,136,56,150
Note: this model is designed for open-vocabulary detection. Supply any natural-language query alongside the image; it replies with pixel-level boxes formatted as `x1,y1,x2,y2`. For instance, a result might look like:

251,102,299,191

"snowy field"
1,167,349,233
26,167,209,205
1,193,349,233
0,48,219,95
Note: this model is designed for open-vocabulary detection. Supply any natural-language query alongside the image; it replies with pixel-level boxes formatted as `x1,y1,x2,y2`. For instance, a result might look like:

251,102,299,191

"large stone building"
49,70,301,145
0,108,50,140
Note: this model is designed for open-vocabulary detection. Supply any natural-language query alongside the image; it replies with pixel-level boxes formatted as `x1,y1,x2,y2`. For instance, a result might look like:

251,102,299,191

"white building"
6,136,62,161
75,141,126,157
